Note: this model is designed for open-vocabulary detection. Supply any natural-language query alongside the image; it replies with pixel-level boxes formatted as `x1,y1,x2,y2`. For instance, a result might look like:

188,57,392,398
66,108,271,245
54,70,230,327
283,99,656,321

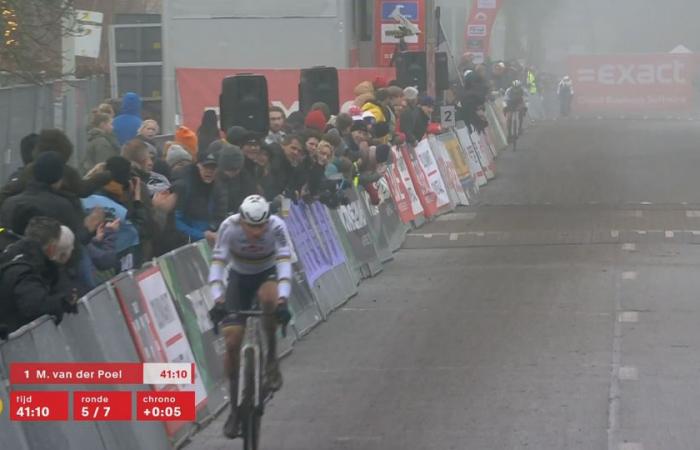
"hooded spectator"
175,126,198,158
112,93,143,146
6,133,39,183
213,143,256,227
81,112,121,174
166,144,193,172
81,156,150,269
171,146,219,243
197,110,222,154
310,102,332,122
0,216,78,338
304,109,328,133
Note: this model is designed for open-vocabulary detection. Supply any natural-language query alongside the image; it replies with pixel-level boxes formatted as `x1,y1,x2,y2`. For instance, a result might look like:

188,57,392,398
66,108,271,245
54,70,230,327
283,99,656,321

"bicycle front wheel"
241,349,262,450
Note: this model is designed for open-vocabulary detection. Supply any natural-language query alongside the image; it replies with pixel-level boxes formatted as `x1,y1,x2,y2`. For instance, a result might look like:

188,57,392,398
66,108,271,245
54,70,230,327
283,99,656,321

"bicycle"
226,304,290,450
506,106,523,151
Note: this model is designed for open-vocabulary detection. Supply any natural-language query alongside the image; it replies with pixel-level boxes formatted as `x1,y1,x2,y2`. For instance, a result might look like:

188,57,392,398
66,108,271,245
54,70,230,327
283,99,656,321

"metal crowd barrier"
0,96,511,450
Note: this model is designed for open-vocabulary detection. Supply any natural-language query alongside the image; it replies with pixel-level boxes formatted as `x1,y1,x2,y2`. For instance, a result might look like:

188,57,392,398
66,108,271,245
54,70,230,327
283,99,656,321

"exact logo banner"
568,54,696,112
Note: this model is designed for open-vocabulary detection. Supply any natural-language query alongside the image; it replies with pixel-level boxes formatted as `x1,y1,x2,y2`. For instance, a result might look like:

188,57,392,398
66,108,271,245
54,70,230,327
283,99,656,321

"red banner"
385,146,416,223
464,0,503,64
400,144,439,218
568,53,696,112
176,67,395,130
374,1,426,67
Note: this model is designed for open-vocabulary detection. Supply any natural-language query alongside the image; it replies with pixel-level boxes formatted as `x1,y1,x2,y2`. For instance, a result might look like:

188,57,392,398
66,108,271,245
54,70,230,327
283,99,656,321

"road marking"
692,231,700,236
449,233,459,241
622,272,637,280
665,231,675,238
611,230,620,239
639,202,652,205
437,212,477,221
687,211,700,218
621,210,643,218
423,234,433,239
618,366,639,381
635,230,647,235
622,243,636,251
618,312,639,323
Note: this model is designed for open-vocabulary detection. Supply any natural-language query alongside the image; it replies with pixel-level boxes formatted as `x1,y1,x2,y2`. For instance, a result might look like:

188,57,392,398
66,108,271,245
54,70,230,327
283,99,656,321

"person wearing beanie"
0,152,86,239
373,76,389,90
165,144,193,171
212,143,256,228
310,102,332,122
175,126,199,158
403,86,419,105
304,109,328,132
339,118,370,162
112,92,143,146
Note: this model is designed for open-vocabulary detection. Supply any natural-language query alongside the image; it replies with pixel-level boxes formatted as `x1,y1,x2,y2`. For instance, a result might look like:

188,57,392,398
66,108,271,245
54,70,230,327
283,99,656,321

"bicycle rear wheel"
241,349,262,450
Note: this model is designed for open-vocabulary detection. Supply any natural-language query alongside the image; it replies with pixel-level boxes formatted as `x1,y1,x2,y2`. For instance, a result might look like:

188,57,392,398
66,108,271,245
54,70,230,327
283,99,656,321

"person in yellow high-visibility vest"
527,68,538,95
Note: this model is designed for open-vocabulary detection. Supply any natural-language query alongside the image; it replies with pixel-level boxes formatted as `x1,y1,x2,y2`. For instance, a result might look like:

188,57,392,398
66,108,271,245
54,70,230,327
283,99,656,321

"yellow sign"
442,135,470,179
0,397,4,416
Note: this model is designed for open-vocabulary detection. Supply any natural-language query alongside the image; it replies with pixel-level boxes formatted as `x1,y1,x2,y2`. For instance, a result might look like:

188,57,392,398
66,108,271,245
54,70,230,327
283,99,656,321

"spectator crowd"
0,77,445,337
0,59,559,338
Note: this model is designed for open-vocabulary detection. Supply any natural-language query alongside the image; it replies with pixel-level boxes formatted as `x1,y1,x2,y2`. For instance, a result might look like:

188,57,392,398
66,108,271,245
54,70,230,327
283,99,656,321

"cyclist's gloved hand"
208,302,228,335
276,301,292,338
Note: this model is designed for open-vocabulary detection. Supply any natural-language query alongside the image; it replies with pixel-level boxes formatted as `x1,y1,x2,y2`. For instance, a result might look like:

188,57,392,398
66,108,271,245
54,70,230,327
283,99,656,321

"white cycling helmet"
239,195,270,225
512,80,522,88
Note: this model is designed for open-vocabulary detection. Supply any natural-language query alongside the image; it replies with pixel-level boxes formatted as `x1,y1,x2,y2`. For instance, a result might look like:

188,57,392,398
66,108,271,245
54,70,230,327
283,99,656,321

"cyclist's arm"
208,220,233,302
272,219,293,301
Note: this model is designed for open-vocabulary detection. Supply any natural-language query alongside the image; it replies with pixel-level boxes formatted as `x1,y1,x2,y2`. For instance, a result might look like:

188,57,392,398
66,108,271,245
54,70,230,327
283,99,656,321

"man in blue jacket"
112,92,143,145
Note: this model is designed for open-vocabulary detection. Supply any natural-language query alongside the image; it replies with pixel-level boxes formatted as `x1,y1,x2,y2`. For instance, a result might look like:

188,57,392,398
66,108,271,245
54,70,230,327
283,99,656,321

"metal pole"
425,0,436,97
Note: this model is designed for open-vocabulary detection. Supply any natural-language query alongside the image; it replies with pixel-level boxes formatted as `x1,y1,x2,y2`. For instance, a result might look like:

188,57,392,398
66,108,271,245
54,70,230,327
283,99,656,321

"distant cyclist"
504,79,528,139
208,195,292,439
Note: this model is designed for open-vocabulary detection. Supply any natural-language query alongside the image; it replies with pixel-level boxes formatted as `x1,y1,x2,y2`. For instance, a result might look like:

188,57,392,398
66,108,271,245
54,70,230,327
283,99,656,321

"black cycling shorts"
222,267,277,327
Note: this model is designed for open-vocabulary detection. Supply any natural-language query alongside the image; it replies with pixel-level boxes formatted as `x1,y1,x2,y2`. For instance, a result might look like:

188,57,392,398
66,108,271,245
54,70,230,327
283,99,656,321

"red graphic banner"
400,144,439,218
176,67,396,130
374,1,426,67
568,53,696,112
464,0,503,64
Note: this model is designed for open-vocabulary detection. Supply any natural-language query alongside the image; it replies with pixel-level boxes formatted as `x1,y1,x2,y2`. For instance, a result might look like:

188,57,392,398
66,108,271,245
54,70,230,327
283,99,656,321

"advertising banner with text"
568,53,695,113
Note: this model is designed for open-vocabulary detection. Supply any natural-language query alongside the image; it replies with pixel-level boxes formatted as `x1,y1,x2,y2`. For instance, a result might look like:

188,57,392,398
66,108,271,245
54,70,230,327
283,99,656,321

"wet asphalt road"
192,118,700,450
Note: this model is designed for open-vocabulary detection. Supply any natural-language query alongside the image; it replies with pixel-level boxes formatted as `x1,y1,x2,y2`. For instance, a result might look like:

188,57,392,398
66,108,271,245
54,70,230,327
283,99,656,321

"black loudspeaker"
219,74,269,134
435,52,449,91
396,51,427,92
299,66,339,116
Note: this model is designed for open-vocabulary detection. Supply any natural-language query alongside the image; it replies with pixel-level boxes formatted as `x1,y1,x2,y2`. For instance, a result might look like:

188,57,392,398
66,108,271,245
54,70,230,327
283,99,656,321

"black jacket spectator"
172,150,218,241
6,133,39,183
0,152,89,244
0,129,111,206
0,217,75,339
212,143,256,227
